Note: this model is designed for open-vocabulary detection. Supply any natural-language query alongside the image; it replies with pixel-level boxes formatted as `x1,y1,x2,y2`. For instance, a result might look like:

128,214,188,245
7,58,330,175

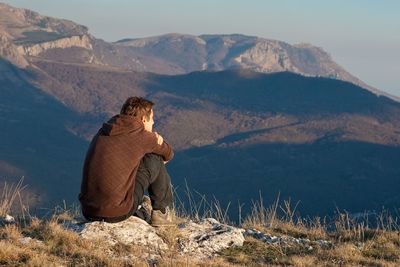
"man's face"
142,109,154,132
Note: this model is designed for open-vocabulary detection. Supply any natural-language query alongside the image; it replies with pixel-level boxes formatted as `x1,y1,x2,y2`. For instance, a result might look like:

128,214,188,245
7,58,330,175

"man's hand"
154,132,164,145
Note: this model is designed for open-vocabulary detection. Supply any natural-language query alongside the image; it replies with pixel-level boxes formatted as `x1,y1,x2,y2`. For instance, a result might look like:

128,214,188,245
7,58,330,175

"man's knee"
139,153,163,178
142,153,163,165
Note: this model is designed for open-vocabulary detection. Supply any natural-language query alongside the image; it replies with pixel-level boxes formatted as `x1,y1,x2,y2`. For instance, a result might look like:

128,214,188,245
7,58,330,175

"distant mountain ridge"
0,2,397,101
114,33,372,89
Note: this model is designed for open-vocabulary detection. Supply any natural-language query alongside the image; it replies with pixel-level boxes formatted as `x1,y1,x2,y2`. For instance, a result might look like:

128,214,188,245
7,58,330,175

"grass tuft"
0,178,25,217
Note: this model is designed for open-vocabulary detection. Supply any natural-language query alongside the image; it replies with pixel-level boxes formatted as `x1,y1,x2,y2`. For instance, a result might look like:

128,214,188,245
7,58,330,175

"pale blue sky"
3,0,400,97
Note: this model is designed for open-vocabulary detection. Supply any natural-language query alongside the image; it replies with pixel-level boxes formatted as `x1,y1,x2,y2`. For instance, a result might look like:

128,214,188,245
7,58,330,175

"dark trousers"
132,153,173,213
85,153,173,223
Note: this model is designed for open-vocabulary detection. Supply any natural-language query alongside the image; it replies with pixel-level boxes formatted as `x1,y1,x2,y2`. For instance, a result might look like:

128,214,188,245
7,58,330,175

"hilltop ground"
1,182,400,266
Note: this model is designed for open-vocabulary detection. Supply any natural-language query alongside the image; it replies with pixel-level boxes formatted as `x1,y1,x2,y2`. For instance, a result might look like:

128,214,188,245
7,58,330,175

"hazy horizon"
2,0,399,97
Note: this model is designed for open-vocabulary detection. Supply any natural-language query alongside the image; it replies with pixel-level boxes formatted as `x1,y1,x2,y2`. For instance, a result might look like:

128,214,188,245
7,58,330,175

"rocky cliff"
0,30,28,67
16,34,93,56
0,3,93,66
0,3,393,99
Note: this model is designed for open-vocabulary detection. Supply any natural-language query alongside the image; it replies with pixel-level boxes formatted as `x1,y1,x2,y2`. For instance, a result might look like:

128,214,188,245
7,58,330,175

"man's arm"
154,132,163,145
142,131,174,162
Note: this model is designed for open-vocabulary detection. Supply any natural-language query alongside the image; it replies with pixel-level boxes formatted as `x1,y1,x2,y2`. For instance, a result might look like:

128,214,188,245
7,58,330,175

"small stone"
0,214,16,226
246,229,255,235
270,236,278,243
18,237,43,245
5,214,15,222
19,237,32,244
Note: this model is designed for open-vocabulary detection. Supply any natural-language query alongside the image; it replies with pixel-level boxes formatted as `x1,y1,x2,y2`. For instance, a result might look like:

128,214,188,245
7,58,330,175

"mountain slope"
0,59,87,211
2,58,399,216
0,3,396,100
31,60,400,149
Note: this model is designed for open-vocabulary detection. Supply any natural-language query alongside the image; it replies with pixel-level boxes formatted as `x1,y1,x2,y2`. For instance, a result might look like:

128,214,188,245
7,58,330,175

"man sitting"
79,96,174,226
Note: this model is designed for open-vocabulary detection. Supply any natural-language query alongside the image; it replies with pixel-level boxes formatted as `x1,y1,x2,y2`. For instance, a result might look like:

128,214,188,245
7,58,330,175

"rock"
16,35,93,56
0,32,29,68
244,228,333,249
77,216,167,250
177,218,245,259
71,217,245,260
4,214,15,222
18,236,43,245
0,214,16,226
71,216,167,264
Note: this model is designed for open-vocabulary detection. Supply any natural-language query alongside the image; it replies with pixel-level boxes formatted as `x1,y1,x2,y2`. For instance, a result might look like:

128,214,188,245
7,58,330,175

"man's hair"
120,97,154,120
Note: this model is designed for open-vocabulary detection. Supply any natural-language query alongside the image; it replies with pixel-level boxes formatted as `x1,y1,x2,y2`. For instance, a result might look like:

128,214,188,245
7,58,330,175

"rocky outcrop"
177,218,245,259
77,216,167,250
244,228,333,250
0,31,29,67
234,40,302,73
69,217,245,260
16,35,92,56
64,216,336,262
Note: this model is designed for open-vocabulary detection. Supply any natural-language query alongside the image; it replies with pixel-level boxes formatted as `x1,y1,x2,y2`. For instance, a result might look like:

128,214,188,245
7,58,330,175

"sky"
3,0,400,97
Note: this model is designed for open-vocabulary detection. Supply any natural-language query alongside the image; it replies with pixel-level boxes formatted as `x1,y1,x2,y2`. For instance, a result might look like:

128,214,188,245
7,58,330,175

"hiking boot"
151,207,175,227
134,195,152,224
141,195,153,215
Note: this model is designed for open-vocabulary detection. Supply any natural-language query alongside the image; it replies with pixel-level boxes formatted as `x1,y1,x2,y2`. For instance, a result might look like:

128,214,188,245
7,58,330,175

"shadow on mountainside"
170,139,400,221
150,70,400,118
0,59,88,215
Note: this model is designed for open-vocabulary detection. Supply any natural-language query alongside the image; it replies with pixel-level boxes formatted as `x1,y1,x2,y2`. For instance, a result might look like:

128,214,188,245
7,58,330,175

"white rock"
18,236,43,245
16,35,93,56
244,227,334,249
78,216,167,250
5,214,15,222
0,214,16,225
70,216,246,261
177,218,245,259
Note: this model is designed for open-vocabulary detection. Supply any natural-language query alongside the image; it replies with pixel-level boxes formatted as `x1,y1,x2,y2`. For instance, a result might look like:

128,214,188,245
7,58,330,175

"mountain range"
0,3,399,218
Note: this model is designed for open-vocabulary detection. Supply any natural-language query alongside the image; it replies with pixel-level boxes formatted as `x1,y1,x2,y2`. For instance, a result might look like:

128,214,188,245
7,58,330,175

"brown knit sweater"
79,114,173,218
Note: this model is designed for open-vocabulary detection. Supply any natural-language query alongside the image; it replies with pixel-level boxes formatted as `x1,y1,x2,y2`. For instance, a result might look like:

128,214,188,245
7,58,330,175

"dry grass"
173,182,232,224
1,184,400,266
224,194,400,267
220,237,294,266
219,228,400,267
0,178,25,217
0,216,138,266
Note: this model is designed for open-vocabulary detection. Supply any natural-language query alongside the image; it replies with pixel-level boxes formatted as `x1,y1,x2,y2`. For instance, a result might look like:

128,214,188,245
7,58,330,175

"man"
79,96,174,226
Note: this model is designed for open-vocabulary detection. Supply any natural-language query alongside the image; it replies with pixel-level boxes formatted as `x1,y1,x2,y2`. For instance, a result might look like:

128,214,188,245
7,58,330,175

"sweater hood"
101,114,144,136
